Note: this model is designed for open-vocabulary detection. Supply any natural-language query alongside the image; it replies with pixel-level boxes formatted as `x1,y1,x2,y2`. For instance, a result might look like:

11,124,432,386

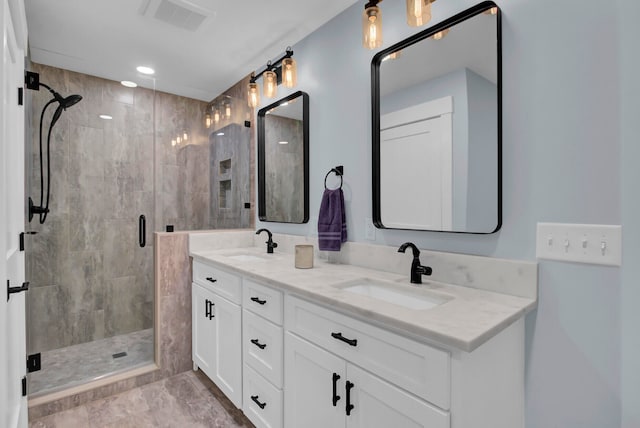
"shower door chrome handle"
139,215,146,248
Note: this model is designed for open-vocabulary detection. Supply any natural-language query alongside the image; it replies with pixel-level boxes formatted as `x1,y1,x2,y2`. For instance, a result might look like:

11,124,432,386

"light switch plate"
536,223,622,266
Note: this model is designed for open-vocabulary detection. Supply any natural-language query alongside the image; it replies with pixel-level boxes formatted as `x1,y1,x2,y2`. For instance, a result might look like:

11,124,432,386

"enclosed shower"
23,62,213,396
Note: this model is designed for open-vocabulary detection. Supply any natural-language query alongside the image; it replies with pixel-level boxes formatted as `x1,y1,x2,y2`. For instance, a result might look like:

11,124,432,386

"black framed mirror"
258,91,309,223
372,1,501,233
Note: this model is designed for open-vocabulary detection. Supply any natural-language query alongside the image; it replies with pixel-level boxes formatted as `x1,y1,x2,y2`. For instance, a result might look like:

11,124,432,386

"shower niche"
209,124,251,228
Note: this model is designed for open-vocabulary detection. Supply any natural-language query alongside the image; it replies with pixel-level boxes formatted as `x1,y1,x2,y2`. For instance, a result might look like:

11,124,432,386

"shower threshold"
28,328,154,397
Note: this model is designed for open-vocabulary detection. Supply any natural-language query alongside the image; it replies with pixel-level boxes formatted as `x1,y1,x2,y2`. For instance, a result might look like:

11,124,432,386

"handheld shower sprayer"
26,72,82,224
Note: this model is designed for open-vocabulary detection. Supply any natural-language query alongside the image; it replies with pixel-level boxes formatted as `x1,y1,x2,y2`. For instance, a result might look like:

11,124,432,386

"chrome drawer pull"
331,332,357,347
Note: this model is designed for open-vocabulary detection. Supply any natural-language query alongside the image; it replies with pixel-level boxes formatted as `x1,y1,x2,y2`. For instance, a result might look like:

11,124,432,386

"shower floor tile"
28,328,154,396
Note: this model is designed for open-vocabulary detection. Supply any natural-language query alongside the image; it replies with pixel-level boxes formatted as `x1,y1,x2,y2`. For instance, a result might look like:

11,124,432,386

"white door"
345,364,449,428
1,0,27,426
284,332,345,428
380,96,453,231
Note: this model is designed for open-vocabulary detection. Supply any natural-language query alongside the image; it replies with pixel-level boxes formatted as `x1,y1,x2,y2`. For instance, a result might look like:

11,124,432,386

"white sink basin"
219,249,270,262
226,254,268,262
336,279,449,311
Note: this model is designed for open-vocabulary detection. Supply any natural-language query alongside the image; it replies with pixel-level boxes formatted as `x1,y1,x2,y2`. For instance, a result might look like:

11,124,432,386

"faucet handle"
416,265,432,276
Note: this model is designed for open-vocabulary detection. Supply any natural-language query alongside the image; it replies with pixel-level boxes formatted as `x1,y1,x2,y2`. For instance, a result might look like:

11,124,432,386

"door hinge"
18,87,23,105
27,353,41,373
25,71,40,90
21,376,27,396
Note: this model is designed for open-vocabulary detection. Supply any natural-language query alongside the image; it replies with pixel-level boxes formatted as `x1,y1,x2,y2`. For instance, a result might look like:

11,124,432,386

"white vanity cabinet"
284,295,525,428
192,261,242,408
242,279,285,428
284,295,450,428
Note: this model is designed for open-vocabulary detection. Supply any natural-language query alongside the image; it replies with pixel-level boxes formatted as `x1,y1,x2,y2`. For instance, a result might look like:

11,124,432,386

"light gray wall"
619,0,640,427
255,0,627,425
466,69,497,231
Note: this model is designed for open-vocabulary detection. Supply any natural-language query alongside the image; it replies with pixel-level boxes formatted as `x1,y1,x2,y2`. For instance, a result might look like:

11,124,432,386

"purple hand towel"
318,188,347,251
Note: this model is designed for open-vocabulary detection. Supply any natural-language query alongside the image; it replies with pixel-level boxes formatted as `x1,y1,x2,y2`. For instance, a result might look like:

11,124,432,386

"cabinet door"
284,332,345,428
211,291,243,408
192,283,216,375
345,364,450,428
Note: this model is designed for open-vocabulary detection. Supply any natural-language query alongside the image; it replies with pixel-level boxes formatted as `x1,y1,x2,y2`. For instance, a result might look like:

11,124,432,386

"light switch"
536,223,622,266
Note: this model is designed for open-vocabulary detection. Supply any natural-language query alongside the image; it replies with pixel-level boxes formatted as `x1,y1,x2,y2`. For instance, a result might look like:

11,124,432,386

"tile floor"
29,329,155,396
29,370,255,428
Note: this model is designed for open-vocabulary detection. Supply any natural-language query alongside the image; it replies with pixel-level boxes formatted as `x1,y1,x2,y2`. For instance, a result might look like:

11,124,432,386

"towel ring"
324,166,343,190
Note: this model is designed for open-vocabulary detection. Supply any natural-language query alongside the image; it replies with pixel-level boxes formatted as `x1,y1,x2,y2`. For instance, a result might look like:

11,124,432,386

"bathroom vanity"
189,231,537,428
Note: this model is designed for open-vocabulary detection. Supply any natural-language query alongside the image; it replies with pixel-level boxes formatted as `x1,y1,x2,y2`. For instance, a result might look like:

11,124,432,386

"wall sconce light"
282,57,297,88
171,138,177,146
176,135,182,144
224,99,232,118
214,107,221,123
406,0,435,27
431,28,450,40
247,47,297,107
263,68,278,99
363,0,383,49
183,130,188,141
363,0,441,49
205,112,212,128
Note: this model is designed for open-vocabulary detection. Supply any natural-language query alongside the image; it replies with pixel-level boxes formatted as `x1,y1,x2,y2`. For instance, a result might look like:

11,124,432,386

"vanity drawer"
193,261,241,304
243,364,283,428
243,309,284,388
285,295,451,410
243,280,283,325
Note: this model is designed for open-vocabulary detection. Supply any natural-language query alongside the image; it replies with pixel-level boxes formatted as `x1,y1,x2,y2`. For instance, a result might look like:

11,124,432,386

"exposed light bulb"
432,28,450,40
363,5,383,49
282,57,297,88
406,0,431,27
248,82,260,108
263,70,278,98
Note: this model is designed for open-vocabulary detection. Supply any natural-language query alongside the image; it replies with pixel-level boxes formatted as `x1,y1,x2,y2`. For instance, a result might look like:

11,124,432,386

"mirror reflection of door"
373,3,501,233
381,97,453,230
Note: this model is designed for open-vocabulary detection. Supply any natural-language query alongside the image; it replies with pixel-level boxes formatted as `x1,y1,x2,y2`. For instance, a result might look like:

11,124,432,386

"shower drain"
112,352,128,359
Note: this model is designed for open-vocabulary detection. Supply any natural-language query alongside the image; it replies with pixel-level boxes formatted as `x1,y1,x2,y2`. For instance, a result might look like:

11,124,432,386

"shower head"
57,93,83,109
49,92,82,128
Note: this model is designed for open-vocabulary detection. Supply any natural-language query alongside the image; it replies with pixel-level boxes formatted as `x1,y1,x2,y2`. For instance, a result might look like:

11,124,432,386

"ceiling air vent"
139,0,213,32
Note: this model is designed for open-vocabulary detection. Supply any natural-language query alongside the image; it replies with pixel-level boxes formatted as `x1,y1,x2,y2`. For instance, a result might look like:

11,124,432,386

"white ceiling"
25,0,359,101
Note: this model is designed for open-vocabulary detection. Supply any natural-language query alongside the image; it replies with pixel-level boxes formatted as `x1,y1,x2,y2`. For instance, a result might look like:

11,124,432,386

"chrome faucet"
397,242,432,284
256,228,278,254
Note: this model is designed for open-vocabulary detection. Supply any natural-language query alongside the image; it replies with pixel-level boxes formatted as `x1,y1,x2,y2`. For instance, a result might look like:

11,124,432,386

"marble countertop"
190,246,537,353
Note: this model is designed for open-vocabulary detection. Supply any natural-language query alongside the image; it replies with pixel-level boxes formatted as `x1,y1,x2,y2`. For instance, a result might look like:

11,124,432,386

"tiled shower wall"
25,64,211,354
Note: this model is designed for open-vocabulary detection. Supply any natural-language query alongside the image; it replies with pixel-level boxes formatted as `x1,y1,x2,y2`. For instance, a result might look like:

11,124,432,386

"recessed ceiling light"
99,114,113,120
121,80,138,88
136,66,155,75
